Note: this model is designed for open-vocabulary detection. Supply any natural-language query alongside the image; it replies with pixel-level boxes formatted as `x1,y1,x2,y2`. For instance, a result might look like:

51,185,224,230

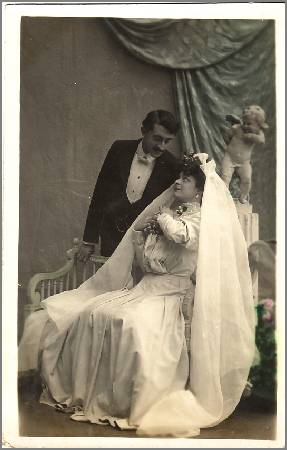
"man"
79,110,180,260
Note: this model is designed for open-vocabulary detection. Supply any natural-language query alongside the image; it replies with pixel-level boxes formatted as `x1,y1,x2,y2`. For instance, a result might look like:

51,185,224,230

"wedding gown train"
19,205,201,432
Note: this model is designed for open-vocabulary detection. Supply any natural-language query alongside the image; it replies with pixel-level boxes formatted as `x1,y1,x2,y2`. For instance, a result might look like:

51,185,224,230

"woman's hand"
144,217,158,232
134,208,169,233
144,216,164,237
134,216,156,232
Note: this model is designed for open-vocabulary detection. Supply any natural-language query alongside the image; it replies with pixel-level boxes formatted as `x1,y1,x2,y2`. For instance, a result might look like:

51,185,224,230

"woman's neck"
170,199,200,210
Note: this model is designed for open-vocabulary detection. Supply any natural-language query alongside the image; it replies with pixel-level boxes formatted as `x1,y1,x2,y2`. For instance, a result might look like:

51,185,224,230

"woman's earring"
195,193,199,199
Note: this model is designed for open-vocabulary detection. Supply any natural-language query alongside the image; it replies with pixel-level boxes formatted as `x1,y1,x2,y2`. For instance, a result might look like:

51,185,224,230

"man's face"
141,123,175,158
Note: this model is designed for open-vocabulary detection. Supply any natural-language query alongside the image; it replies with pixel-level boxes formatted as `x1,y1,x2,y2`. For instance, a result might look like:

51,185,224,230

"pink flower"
262,311,273,322
259,298,275,323
259,298,275,310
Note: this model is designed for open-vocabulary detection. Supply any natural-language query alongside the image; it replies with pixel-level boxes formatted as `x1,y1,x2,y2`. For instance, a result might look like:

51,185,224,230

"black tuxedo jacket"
83,139,180,256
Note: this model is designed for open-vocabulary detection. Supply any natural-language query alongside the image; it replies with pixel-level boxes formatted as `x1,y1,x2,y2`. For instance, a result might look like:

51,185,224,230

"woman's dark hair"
180,154,206,192
142,110,180,135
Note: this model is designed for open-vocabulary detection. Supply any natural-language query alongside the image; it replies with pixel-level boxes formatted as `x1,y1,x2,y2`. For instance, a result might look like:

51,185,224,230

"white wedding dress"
20,205,201,430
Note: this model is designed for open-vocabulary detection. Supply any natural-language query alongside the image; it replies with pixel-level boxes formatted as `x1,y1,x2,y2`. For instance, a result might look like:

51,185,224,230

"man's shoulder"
111,139,140,151
162,150,179,162
160,150,181,170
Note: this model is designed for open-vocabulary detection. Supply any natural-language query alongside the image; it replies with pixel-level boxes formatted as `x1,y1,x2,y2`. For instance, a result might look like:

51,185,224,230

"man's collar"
136,141,156,163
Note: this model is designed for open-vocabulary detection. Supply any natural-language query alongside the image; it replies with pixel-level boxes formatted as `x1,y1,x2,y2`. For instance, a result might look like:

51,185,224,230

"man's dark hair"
142,110,180,135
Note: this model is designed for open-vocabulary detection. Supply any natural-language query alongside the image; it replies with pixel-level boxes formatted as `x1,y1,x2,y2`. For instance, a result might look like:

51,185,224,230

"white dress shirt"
126,142,156,204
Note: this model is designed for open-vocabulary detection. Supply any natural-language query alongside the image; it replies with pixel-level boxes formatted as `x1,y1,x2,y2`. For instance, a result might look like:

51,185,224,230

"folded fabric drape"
104,18,268,70
174,22,275,163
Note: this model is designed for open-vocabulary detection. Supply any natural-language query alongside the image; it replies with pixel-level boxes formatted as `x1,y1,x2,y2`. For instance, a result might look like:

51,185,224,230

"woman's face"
173,173,200,203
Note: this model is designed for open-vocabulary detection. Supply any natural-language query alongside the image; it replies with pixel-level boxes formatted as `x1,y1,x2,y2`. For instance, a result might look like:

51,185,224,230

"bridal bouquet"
143,205,188,238
143,217,163,237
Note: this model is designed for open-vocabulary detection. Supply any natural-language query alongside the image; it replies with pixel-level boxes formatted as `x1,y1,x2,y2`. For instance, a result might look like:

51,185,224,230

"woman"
19,153,255,437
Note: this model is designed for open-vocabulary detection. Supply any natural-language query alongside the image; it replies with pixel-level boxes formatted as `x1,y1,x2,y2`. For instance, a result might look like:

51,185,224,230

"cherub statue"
221,105,268,203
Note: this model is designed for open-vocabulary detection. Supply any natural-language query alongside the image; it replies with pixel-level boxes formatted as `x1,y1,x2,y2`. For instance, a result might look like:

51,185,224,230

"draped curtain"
173,23,275,167
105,18,275,159
104,18,276,237
104,18,268,70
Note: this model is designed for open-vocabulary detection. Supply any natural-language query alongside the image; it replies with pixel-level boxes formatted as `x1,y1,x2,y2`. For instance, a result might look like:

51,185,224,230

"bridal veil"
41,153,256,437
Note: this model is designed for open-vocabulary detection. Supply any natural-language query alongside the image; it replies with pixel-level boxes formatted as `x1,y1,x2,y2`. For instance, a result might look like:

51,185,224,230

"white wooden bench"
25,238,108,319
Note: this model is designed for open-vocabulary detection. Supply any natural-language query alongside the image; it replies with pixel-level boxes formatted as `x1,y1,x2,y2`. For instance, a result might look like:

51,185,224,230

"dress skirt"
38,273,192,429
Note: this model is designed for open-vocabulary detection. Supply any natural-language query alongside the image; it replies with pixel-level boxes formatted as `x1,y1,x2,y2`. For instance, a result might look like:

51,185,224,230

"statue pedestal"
234,199,259,304
234,200,259,247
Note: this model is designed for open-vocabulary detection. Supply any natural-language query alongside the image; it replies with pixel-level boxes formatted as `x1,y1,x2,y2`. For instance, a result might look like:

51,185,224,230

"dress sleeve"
157,213,200,250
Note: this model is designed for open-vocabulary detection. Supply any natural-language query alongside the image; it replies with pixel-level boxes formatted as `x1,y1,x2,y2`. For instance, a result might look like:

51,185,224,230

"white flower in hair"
194,153,209,165
183,152,216,176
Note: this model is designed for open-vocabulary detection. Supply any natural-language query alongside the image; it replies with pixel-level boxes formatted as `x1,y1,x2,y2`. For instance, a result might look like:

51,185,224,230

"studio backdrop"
19,17,276,334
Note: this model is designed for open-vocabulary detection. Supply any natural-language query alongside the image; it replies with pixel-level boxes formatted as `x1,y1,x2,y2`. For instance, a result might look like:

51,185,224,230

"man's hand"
78,243,99,263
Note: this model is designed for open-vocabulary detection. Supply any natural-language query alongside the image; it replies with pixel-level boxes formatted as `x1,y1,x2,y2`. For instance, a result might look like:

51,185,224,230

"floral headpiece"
182,152,202,170
182,152,213,177
182,152,210,172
